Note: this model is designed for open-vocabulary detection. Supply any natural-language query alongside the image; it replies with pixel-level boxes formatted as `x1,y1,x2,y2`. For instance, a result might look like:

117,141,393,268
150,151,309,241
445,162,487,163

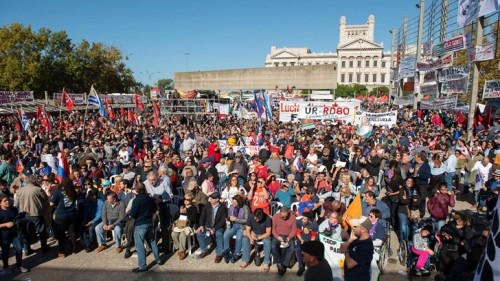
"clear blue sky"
0,0,421,85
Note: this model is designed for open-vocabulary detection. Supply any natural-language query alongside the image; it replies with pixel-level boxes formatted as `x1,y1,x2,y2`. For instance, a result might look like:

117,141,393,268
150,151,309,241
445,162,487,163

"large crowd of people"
0,100,498,281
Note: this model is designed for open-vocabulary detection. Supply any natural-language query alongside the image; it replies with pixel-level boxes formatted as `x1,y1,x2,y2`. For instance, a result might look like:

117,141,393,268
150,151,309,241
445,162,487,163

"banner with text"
398,55,416,79
0,91,34,105
53,93,85,106
393,96,414,106
416,53,453,71
438,65,470,82
441,76,469,94
319,234,344,281
475,42,496,61
296,101,361,123
355,111,398,127
433,35,466,56
423,71,437,83
213,103,230,115
483,79,500,99
420,97,457,110
420,83,438,96
279,100,361,123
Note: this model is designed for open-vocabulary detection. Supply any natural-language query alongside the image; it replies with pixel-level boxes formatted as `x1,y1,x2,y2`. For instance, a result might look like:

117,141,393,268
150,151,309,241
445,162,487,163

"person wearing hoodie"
427,182,455,234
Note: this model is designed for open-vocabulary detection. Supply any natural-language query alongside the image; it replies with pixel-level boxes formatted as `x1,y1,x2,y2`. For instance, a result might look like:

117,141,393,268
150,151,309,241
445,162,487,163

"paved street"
4,196,476,281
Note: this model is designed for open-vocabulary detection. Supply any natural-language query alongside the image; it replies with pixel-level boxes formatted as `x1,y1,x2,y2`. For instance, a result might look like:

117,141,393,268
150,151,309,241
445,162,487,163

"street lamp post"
414,0,425,109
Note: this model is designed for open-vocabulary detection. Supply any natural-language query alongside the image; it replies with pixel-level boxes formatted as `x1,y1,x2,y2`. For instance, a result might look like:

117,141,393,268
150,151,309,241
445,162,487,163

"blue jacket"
83,198,104,225
362,199,391,222
130,193,157,226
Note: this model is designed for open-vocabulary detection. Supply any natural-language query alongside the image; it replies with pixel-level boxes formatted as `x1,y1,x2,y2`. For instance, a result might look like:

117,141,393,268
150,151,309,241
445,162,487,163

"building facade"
265,15,392,90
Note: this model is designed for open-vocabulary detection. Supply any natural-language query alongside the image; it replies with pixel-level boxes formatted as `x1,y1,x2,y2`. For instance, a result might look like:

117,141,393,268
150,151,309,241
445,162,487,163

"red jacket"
427,192,455,220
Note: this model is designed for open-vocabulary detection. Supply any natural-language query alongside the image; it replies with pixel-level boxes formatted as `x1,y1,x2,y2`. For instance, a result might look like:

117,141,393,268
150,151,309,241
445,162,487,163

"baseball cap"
349,216,372,230
22,168,33,175
209,191,221,199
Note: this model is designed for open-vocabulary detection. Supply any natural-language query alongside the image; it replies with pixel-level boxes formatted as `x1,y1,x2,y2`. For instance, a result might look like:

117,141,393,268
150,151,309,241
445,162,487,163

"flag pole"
82,90,89,141
59,87,64,119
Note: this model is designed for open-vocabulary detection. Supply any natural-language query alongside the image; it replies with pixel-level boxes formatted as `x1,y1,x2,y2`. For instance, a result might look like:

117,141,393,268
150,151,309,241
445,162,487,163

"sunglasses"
258,181,265,184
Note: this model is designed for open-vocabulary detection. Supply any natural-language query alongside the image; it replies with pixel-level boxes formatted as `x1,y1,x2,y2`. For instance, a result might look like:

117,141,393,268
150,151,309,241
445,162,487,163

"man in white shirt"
471,156,492,207
143,171,173,252
444,150,458,192
120,164,136,181
179,133,196,158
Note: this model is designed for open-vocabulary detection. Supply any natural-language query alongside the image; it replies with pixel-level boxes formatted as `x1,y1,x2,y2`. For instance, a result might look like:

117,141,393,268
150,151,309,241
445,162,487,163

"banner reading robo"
297,101,361,122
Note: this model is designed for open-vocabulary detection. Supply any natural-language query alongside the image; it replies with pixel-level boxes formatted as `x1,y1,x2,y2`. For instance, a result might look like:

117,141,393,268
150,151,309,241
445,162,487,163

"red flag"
127,109,137,125
456,110,466,126
473,106,484,127
37,105,52,132
62,90,74,111
483,106,492,129
104,99,116,119
286,85,291,94
120,107,126,117
275,85,279,90
134,93,145,111
153,102,160,128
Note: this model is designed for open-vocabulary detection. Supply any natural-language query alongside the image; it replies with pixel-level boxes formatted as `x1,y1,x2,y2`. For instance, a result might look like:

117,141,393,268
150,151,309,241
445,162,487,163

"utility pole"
184,53,190,71
468,17,484,141
414,0,425,109
389,28,396,98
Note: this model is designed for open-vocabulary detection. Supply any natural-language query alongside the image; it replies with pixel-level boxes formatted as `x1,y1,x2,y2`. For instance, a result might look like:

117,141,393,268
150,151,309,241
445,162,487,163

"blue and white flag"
88,85,107,117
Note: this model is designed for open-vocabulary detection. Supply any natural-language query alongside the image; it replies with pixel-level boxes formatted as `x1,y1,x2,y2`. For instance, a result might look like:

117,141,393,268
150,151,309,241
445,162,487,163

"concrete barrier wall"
174,64,337,90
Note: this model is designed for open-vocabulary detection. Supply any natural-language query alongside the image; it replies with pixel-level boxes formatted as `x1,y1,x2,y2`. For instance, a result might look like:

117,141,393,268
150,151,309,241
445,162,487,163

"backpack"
494,153,500,166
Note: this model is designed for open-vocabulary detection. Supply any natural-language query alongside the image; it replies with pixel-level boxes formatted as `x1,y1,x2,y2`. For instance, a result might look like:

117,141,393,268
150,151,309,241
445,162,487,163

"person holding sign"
339,216,374,281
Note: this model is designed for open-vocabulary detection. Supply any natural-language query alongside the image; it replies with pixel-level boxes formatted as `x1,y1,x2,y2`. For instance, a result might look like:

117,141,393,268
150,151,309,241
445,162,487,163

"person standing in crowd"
0,195,28,274
427,182,455,234
14,169,49,255
129,183,163,273
409,152,431,218
50,178,79,257
340,216,374,281
301,240,333,281
295,211,318,276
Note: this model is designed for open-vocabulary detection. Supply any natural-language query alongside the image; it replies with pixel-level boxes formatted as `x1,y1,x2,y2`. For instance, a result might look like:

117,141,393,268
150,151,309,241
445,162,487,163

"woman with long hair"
221,175,243,204
359,176,379,197
243,172,258,193
50,178,78,257
429,153,446,189
222,195,250,263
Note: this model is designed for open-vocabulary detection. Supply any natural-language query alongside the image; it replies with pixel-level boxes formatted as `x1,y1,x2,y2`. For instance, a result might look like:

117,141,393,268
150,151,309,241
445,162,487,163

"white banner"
420,83,438,96
213,103,230,115
311,90,331,96
297,101,361,123
221,145,260,157
279,101,301,122
420,97,457,110
475,42,496,61
393,96,414,106
458,0,480,28
438,65,470,82
416,53,453,72
355,111,398,127
441,77,469,94
398,55,416,79
319,234,344,281
483,79,500,99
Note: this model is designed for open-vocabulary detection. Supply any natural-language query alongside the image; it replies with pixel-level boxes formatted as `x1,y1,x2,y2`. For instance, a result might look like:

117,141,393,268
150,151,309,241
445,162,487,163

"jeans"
196,227,224,256
398,212,409,242
223,226,243,255
431,218,445,235
24,215,48,252
134,223,161,270
242,236,271,265
410,245,429,270
82,223,97,248
444,172,455,192
295,239,304,268
1,236,23,267
96,221,122,247
271,237,295,267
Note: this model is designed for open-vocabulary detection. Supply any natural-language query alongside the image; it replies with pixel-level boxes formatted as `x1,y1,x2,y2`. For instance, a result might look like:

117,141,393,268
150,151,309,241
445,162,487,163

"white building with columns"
265,15,392,90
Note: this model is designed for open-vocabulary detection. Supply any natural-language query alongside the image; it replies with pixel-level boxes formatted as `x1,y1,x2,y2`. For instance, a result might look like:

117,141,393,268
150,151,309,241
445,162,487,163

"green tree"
335,85,354,98
157,78,173,91
0,23,139,97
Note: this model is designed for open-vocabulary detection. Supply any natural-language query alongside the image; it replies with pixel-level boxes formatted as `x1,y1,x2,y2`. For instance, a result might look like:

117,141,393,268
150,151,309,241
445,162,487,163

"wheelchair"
397,218,437,276
376,219,392,274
